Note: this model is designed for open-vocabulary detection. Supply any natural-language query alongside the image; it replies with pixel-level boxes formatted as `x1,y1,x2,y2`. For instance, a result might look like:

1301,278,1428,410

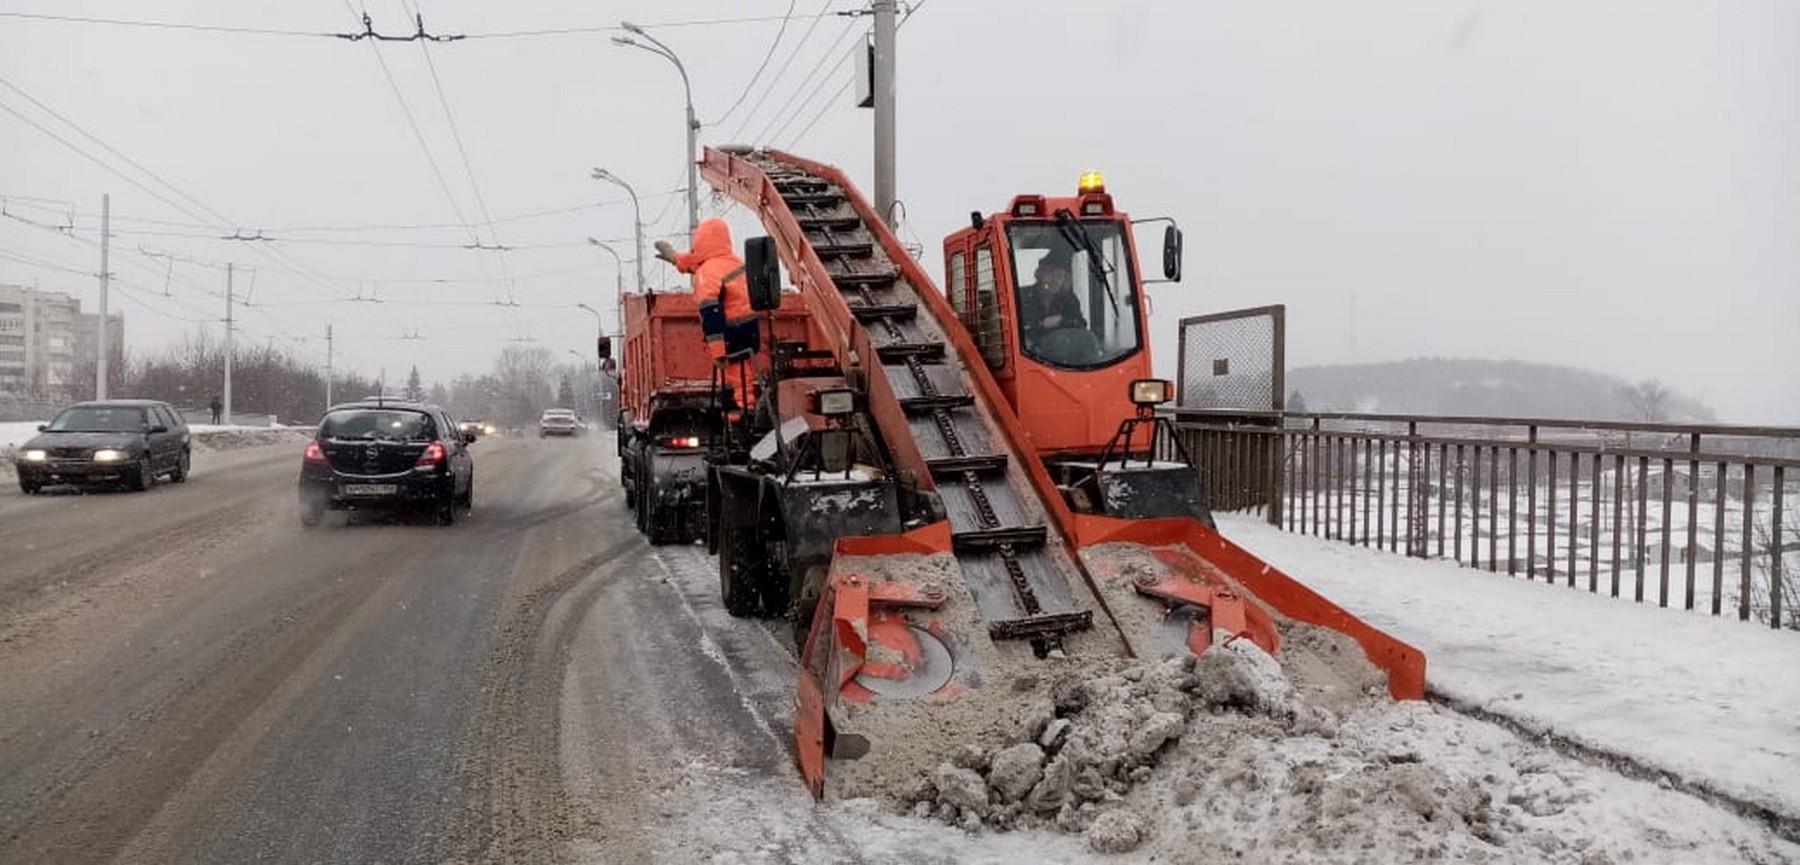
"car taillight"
416,441,446,467
304,442,329,465
660,435,702,449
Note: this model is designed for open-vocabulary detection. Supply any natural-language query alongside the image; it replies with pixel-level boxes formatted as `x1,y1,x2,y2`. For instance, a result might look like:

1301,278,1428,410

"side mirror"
596,334,612,361
463,431,478,444
1162,225,1183,282
743,235,781,312
37,424,46,432
148,424,170,434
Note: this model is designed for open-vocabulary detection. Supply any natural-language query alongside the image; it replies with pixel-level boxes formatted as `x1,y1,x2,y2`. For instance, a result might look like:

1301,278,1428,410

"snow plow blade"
793,519,1426,800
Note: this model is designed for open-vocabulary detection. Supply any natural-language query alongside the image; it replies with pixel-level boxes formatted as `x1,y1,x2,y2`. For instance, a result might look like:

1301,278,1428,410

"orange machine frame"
941,190,1152,455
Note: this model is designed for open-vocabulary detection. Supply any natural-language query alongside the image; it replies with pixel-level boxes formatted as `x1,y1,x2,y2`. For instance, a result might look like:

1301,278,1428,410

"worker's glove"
654,240,678,263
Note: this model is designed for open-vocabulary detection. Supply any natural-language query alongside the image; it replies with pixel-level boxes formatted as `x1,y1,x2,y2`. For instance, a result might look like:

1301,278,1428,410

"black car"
298,401,474,526
14,399,191,494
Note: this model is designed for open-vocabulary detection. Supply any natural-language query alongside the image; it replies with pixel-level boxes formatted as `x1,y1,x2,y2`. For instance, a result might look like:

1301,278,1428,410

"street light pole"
591,168,647,293
586,237,626,354
616,23,699,235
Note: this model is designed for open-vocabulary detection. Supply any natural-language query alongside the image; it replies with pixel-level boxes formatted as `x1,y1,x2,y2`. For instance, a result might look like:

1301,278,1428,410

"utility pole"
223,263,234,425
325,323,334,411
96,193,110,399
873,0,897,227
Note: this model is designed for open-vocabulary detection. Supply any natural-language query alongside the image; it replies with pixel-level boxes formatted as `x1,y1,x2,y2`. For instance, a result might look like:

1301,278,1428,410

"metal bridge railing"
1162,409,1800,630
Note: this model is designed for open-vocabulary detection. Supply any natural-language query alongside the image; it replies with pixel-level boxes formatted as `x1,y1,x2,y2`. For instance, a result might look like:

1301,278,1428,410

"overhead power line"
0,10,849,40
748,15,861,144
408,0,515,303
710,0,799,128
0,11,332,37
726,0,840,143
345,0,503,304
13,189,683,236
784,0,928,150
0,73,394,316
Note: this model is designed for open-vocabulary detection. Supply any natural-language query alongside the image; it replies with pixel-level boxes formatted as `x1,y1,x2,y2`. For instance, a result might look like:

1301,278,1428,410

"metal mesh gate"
1177,305,1285,410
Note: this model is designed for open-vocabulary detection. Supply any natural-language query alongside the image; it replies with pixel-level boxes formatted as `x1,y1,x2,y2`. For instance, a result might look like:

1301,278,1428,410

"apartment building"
0,284,120,400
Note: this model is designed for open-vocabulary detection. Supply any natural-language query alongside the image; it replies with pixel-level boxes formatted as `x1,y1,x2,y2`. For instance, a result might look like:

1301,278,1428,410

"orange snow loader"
695,147,1425,799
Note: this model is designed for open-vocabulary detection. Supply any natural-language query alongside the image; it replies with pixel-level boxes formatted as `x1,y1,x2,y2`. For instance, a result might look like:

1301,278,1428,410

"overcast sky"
2,1,1795,422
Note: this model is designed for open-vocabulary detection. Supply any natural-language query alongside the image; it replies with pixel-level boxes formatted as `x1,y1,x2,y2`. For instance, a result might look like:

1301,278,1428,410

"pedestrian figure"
209,395,222,425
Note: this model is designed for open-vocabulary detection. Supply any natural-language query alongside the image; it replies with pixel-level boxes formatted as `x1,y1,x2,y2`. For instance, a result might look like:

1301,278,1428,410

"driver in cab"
1018,248,1086,353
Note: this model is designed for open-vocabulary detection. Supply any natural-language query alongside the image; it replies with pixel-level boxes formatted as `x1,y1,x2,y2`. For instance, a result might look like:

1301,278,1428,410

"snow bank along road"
0,436,1792,863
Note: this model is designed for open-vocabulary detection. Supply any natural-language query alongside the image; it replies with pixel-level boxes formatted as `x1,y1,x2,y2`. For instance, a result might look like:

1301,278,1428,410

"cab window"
1007,220,1142,369
972,246,1005,370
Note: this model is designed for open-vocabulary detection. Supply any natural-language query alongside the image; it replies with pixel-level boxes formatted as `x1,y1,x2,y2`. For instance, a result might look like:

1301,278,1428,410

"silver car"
538,409,582,438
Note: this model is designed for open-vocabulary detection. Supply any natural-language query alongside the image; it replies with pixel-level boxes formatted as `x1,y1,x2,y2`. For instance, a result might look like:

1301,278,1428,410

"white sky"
1,1,1795,422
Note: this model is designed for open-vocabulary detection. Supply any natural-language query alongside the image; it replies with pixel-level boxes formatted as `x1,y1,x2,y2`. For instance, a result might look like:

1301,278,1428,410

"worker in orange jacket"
655,219,760,413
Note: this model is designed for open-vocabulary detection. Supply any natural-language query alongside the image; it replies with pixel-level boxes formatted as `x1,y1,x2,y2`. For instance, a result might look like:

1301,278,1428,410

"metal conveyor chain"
753,154,1094,649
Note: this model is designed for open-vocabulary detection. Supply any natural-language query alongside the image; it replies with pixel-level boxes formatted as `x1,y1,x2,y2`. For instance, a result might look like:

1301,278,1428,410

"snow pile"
879,633,1796,862
191,426,315,452
896,637,1346,853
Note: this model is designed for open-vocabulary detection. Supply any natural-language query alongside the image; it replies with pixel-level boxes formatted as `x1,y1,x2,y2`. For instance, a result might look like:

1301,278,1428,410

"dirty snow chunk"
1084,809,1146,854
1026,753,1077,813
1191,639,1294,713
1038,717,1072,750
934,763,989,815
988,743,1046,802
1126,711,1185,758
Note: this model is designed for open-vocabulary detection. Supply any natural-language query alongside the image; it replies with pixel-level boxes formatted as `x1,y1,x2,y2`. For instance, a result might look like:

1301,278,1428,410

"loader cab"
940,172,1158,454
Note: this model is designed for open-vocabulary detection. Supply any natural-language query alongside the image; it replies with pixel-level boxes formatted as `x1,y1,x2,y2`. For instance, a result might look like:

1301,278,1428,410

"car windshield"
320,409,435,442
46,406,148,432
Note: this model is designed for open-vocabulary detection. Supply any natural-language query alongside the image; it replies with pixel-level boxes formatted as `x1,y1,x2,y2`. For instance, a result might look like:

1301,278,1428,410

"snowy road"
0,435,1792,863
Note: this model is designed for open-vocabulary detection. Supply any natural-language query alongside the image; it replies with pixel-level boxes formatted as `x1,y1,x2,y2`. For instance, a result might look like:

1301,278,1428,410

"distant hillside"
1284,358,1717,422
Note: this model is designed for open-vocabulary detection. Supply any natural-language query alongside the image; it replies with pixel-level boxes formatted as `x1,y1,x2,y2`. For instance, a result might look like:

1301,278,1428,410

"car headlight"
92,449,129,462
20,449,47,462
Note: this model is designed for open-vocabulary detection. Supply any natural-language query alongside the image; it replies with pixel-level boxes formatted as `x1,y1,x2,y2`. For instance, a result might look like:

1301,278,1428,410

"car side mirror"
463,432,478,444
743,235,781,312
36,424,46,432
148,424,170,434
1162,225,1183,282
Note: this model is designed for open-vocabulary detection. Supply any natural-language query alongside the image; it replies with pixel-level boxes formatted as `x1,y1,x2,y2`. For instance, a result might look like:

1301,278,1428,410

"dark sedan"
298,401,474,527
14,399,191,494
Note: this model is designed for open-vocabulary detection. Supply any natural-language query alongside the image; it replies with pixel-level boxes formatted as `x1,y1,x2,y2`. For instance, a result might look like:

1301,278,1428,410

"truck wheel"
632,453,651,535
719,525,770,617
646,501,682,546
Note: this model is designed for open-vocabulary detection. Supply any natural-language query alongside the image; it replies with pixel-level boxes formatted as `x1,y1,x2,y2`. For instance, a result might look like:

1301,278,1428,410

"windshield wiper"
1053,209,1120,317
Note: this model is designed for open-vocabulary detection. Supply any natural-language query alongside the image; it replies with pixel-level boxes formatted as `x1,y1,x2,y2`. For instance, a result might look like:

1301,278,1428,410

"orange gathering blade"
859,614,923,681
795,673,827,799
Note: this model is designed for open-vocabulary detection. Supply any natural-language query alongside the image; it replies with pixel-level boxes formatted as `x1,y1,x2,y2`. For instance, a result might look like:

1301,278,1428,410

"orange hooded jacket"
673,219,754,359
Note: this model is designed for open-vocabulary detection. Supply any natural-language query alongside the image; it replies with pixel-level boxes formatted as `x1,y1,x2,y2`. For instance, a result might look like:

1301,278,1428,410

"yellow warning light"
1077,171,1106,194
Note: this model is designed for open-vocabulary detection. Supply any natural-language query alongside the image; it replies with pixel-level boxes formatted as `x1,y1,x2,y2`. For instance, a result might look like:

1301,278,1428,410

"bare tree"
1622,378,1671,422
493,345,555,425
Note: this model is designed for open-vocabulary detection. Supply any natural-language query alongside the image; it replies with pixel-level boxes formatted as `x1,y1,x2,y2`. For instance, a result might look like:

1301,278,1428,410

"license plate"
342,483,398,496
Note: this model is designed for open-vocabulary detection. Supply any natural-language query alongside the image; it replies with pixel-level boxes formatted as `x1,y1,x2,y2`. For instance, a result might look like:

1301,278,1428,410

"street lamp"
584,238,626,299
591,167,647,293
613,22,699,235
